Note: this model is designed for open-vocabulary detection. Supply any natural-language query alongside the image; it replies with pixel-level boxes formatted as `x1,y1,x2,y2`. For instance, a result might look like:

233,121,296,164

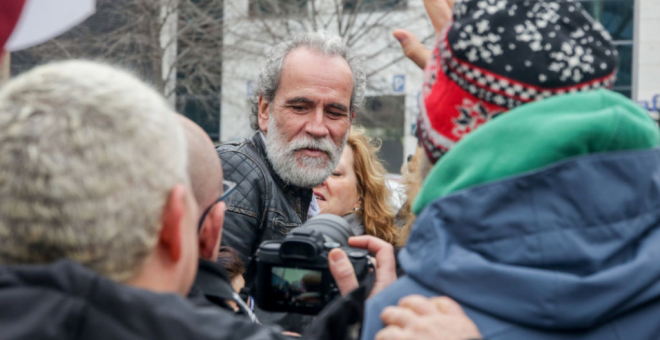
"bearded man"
216,30,365,331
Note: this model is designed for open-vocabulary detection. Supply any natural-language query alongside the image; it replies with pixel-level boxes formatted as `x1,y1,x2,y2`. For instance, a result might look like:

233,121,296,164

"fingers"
424,0,454,35
381,306,417,328
431,296,466,316
392,29,432,69
328,248,359,296
379,295,483,340
398,295,437,316
375,325,407,340
349,236,397,298
348,236,395,271
281,331,301,337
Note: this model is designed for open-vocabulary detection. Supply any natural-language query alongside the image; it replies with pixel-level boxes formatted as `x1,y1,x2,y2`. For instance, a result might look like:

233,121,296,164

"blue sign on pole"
247,80,254,98
393,75,405,93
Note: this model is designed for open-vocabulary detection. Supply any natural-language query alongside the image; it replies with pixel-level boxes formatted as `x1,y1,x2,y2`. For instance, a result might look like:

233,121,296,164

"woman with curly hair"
313,128,398,245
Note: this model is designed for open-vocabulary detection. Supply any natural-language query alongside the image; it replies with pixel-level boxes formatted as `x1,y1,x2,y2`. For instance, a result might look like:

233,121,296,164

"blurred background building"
5,0,656,174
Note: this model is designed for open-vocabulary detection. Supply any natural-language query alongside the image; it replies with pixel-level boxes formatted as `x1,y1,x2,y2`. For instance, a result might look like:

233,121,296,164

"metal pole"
0,52,10,84
160,0,178,109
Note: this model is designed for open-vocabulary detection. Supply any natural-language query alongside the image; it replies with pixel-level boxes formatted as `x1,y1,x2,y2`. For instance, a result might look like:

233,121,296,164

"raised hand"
392,0,455,69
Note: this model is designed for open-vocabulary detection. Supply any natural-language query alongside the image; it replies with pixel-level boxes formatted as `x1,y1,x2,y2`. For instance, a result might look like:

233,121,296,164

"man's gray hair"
250,31,366,130
0,60,187,282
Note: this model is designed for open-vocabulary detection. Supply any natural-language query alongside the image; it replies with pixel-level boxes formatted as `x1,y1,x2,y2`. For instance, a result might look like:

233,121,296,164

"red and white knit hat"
417,0,618,164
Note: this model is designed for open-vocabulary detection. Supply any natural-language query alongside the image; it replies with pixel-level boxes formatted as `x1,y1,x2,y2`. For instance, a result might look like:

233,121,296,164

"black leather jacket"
218,133,314,332
188,259,259,323
217,132,313,292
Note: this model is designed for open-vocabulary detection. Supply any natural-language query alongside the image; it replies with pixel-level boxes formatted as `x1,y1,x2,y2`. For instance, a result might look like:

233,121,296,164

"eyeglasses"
198,180,237,231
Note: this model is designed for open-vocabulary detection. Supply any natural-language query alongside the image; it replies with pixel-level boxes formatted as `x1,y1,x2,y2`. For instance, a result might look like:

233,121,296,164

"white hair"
0,60,187,282
250,30,366,130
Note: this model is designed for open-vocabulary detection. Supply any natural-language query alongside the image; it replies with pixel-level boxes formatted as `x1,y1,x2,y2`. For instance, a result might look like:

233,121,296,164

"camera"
255,214,372,315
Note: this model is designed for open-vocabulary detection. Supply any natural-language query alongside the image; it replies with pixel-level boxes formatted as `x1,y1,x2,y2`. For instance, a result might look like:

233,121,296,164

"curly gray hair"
250,31,366,130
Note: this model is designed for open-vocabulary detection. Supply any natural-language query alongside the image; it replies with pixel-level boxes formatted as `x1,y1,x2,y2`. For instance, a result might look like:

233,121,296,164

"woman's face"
313,146,361,216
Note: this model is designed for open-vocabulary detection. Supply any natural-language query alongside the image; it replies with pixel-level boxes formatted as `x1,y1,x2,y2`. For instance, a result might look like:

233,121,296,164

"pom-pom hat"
418,0,618,164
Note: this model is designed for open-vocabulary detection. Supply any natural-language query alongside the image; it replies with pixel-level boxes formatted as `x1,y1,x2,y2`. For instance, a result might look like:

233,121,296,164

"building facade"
221,0,657,174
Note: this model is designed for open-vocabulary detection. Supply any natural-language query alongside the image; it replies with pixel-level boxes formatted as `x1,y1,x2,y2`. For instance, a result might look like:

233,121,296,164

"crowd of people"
2,0,660,339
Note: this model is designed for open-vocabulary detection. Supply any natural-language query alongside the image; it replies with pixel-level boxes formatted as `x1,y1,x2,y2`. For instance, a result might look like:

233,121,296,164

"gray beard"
265,117,347,188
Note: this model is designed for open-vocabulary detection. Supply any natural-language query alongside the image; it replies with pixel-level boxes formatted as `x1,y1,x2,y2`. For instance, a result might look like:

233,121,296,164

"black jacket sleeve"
217,148,268,267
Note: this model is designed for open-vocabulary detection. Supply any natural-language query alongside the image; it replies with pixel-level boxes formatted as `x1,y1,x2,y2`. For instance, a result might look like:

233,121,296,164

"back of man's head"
0,60,188,282
177,115,225,261
178,115,222,210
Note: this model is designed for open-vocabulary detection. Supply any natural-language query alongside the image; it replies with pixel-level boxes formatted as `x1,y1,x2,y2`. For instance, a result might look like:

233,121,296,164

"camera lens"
295,214,354,247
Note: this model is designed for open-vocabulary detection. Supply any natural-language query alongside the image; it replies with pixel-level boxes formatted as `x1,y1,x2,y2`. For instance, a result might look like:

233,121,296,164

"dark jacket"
364,150,660,340
362,91,660,340
188,259,259,323
217,132,313,332
0,260,286,340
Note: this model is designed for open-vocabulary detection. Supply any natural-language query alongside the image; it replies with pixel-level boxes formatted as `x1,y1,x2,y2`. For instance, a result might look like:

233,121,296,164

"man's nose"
304,108,329,138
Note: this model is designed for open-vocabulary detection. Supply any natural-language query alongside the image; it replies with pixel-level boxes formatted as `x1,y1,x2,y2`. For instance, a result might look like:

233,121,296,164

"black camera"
255,214,372,315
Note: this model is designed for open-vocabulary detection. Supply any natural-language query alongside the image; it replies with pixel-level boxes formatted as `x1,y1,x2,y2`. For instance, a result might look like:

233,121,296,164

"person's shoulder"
88,278,281,340
217,137,268,177
217,137,252,153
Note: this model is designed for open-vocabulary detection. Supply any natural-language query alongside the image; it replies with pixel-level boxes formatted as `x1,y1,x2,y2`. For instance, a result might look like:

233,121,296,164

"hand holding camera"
255,214,396,315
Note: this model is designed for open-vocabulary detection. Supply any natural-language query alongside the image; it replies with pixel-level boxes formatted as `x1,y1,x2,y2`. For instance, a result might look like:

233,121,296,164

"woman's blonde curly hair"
348,128,398,245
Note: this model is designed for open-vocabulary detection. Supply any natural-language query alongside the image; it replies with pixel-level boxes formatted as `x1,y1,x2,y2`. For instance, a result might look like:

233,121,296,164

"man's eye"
292,106,305,112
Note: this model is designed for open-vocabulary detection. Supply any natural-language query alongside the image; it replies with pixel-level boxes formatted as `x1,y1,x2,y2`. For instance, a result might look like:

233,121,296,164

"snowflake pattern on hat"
440,0,618,106
417,0,619,164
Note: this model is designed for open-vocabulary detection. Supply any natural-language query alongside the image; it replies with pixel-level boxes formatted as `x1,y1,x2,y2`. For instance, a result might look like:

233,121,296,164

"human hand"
328,235,397,298
393,29,431,69
393,0,455,69
376,295,482,340
424,0,455,37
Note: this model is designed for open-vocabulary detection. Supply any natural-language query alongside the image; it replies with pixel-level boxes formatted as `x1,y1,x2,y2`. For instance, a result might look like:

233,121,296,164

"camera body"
255,214,371,315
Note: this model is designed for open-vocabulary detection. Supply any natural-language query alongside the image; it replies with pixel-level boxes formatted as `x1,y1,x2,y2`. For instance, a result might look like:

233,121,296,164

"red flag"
3,0,95,53
0,0,27,54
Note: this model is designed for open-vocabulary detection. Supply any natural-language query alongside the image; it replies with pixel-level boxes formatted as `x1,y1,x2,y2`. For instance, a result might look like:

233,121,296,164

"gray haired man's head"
249,30,366,130
0,60,188,282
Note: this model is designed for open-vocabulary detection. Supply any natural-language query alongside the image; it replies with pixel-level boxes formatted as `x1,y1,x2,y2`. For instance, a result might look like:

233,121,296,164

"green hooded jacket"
413,89,660,214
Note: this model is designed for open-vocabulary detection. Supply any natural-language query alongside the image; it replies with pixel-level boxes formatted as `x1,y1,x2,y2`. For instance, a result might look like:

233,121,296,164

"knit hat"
417,0,618,164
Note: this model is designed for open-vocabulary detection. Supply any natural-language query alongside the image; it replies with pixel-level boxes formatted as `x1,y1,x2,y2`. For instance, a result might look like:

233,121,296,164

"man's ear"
199,202,225,261
258,95,270,133
350,110,355,122
159,184,188,263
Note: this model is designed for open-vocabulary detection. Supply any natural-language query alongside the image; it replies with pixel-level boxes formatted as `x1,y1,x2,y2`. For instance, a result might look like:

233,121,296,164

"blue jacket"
362,148,660,339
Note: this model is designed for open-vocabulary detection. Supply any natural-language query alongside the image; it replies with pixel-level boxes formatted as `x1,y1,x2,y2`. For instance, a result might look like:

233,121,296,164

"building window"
177,94,221,141
355,95,405,174
579,0,634,98
249,0,308,17
342,0,407,13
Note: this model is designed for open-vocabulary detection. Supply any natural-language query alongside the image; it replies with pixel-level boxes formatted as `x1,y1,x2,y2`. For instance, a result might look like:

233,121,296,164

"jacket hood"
413,90,660,214
401,147,660,330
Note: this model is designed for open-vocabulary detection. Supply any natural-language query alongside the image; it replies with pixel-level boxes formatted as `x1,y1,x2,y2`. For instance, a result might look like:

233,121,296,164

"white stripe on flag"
5,0,95,51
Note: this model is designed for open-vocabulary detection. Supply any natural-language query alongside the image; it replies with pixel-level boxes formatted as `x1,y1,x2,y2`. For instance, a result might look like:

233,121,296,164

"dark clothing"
363,149,660,340
188,259,258,323
217,132,313,332
303,281,371,340
0,260,286,340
